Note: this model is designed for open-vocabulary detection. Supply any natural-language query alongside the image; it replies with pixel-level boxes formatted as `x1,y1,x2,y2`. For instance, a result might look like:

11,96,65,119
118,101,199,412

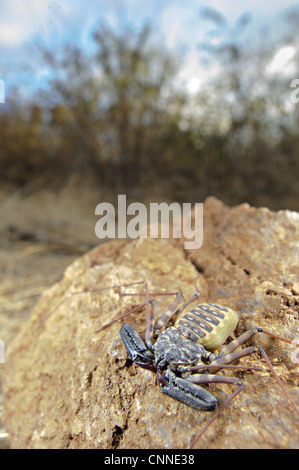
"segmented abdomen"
174,303,239,351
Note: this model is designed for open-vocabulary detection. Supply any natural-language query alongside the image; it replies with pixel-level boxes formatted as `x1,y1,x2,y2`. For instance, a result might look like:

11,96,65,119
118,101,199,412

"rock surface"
3,197,299,448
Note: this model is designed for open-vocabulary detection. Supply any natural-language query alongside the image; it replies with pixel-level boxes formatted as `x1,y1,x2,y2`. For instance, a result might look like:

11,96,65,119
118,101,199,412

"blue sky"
0,0,298,99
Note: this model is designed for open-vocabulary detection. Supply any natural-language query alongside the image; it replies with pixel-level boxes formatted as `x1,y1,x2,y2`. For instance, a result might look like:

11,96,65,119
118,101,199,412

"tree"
38,23,181,187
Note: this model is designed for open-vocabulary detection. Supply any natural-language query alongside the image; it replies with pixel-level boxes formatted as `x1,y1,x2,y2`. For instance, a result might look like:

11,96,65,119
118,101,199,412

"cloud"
266,45,297,76
0,23,25,45
0,0,64,46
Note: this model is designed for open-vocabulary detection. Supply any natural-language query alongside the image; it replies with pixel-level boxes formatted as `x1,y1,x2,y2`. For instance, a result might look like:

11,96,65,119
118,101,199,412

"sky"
0,0,298,100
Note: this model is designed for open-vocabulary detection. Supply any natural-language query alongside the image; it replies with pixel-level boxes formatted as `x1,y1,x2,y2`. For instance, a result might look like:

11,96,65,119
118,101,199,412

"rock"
3,197,299,449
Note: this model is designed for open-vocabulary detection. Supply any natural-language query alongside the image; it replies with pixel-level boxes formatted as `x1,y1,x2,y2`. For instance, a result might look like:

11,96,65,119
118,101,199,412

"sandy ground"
0,183,101,447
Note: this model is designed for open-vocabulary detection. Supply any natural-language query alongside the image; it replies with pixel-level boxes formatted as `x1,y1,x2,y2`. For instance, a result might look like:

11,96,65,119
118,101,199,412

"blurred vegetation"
1,8,299,210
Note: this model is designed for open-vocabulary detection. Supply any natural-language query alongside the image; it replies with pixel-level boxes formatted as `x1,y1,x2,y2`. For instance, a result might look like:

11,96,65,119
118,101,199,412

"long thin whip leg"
189,384,244,449
257,346,299,417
